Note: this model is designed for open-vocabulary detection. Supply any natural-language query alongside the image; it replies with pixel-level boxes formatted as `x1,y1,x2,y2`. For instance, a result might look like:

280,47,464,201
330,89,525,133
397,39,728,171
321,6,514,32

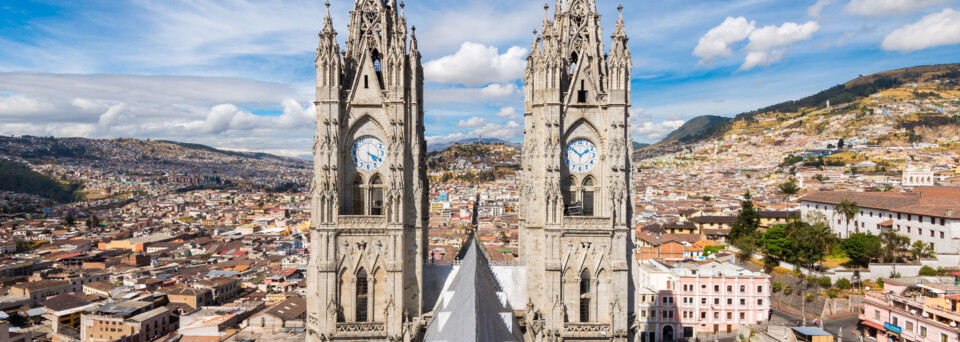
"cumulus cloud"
882,8,960,51
630,119,686,141
495,107,520,119
423,42,527,86
457,117,488,128
845,0,950,16
0,95,55,115
426,121,522,146
741,21,820,70
0,72,315,156
480,83,520,97
807,0,836,18
693,17,756,64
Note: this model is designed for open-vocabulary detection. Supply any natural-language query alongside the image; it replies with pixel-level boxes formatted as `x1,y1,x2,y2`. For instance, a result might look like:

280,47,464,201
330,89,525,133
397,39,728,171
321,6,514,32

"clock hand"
368,153,381,162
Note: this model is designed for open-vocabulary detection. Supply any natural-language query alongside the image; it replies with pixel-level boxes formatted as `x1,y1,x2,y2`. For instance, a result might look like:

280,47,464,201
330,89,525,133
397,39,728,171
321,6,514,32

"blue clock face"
351,136,385,170
565,138,597,173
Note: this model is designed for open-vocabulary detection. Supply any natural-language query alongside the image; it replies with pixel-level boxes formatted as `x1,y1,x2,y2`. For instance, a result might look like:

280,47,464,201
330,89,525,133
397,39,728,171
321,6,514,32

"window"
579,270,591,322
701,298,707,305
714,298,720,305
940,232,945,239
356,268,369,322
714,285,720,292
940,218,945,226
919,228,922,235
920,326,926,337
740,285,745,293
577,80,587,103
930,230,934,237
714,312,719,319
740,312,745,320
727,298,732,305
727,312,732,320
727,285,733,293
941,333,948,342
364,75,369,89
352,176,365,214
701,312,707,319
906,321,913,331
757,299,763,306
370,175,384,215
562,176,576,211
740,298,746,306
874,311,880,320
582,177,595,216
757,285,763,293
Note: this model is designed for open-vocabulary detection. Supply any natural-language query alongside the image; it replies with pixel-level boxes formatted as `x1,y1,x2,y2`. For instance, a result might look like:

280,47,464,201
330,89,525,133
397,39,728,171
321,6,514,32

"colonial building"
306,0,429,341
519,0,633,340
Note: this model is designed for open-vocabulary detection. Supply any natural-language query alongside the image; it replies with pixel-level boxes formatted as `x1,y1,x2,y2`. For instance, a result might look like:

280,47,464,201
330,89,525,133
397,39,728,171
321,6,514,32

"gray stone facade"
519,1,634,341
306,0,428,341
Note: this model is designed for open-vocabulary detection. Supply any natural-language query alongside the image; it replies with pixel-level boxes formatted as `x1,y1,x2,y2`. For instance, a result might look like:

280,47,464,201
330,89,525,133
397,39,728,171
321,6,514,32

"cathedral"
306,0,633,341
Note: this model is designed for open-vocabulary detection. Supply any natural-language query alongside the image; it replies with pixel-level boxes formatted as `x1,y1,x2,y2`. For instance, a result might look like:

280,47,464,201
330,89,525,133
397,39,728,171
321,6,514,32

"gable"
349,45,385,106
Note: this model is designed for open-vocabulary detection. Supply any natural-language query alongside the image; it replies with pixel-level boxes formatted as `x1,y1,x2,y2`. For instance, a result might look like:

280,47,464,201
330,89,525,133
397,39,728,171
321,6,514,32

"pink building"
860,275,960,342
637,259,770,341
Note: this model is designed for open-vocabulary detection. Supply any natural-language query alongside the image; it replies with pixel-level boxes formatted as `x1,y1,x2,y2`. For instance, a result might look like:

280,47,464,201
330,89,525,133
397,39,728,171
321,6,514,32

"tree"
772,282,783,292
881,231,909,263
732,236,758,264
840,233,883,267
838,138,845,149
918,265,940,276
804,212,838,268
910,240,936,261
778,179,800,195
834,199,860,236
730,192,761,242
836,278,851,290
64,212,76,226
759,225,791,259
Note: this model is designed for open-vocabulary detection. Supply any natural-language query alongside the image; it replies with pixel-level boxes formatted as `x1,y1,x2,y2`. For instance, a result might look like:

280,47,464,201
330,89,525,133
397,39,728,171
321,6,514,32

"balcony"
336,215,387,230
563,323,611,337
336,322,386,337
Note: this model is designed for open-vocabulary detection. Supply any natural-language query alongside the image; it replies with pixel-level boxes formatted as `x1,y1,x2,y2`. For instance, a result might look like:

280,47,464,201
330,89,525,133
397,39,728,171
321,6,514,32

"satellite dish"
951,322,957,327
911,309,917,314
865,287,871,291
922,312,929,318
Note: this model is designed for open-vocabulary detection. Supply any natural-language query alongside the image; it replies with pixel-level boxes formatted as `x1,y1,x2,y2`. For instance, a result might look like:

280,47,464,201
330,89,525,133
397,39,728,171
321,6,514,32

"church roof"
423,238,522,342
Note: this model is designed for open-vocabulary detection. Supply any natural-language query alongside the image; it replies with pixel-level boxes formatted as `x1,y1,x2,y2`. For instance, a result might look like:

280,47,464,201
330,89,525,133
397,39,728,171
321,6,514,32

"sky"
1,0,959,159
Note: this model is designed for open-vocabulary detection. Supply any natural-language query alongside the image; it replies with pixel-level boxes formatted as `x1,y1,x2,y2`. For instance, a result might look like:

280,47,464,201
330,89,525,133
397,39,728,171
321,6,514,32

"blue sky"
0,0,959,158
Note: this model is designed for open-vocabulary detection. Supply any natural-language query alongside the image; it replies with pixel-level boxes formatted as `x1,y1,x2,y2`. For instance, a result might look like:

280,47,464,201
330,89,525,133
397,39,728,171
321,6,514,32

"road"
769,308,865,341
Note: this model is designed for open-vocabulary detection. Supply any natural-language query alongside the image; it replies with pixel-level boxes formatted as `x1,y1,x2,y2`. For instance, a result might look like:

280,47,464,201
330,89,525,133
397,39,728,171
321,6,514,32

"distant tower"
520,0,633,340
306,0,428,341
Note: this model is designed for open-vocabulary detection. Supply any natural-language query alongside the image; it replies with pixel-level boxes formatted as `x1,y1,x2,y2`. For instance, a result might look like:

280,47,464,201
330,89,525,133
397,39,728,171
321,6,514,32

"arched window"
372,50,382,72
370,175,384,216
352,176,365,215
579,269,591,322
562,176,576,214
582,176,595,216
356,268,369,322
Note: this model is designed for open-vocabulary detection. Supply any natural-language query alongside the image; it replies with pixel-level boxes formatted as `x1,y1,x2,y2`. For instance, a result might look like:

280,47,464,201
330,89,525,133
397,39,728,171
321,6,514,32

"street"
770,308,864,341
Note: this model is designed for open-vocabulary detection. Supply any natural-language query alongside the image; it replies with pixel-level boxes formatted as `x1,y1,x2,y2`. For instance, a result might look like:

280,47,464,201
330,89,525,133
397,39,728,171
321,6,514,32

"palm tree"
808,220,838,269
910,240,936,261
834,199,860,237
881,232,910,263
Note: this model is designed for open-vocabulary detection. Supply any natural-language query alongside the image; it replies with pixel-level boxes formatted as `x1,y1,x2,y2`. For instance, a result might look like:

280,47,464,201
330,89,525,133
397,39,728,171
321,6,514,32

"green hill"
0,159,83,203
656,115,732,145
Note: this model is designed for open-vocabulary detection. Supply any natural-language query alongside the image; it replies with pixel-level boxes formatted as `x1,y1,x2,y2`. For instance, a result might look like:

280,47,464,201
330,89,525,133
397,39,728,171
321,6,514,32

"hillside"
0,135,310,187
650,63,960,150
0,159,83,203
427,142,519,183
428,138,521,152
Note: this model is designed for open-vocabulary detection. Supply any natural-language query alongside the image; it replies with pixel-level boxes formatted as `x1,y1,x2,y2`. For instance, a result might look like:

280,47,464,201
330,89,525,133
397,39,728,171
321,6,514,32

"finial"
533,29,538,36
618,4,623,13
411,25,416,33
400,1,405,9
325,1,330,9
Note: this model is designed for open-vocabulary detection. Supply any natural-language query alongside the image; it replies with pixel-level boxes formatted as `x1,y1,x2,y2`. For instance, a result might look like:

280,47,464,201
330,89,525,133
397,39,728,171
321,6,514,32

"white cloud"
457,117,488,128
423,42,528,86
426,120,522,146
97,103,130,128
480,83,519,97
882,8,960,52
807,0,835,18
0,95,55,115
741,21,820,70
630,118,686,141
845,0,950,16
693,17,756,65
496,107,520,119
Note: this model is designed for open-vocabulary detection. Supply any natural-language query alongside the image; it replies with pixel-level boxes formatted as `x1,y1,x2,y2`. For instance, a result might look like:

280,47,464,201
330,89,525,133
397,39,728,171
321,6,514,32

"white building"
799,187,960,254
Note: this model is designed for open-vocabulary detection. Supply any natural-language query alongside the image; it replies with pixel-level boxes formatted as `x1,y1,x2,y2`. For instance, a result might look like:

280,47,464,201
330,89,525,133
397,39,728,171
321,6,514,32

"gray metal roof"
423,238,523,342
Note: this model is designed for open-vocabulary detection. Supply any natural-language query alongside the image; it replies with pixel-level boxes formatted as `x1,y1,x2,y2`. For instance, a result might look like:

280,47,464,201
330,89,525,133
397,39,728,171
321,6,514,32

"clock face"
351,136,386,170
565,138,597,173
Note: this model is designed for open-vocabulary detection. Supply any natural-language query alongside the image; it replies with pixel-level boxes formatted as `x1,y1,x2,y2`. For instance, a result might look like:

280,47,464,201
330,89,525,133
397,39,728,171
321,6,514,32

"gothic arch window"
579,269,591,322
370,174,384,216
352,176,365,215
577,79,587,103
372,50,382,72
356,267,369,322
582,176,595,216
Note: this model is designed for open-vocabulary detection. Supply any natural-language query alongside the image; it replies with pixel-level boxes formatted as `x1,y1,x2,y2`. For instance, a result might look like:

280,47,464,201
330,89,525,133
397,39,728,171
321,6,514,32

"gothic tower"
520,0,633,340
307,0,428,341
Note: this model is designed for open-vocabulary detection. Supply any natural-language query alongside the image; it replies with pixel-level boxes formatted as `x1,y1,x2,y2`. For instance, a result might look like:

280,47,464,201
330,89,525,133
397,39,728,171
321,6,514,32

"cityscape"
1,0,960,342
